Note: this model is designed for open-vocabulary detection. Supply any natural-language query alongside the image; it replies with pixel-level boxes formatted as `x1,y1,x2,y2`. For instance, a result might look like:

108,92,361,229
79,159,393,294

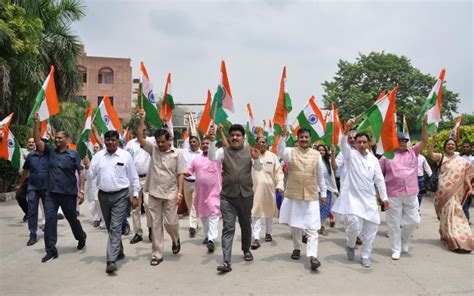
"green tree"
322,52,460,135
1,0,85,124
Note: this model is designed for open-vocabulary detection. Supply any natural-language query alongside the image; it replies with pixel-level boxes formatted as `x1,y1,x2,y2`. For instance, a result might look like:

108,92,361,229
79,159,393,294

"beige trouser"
130,176,152,236
148,195,180,259
183,180,198,229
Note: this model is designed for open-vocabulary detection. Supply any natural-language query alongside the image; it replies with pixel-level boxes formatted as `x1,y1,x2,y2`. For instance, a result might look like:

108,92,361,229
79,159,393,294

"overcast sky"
73,0,473,124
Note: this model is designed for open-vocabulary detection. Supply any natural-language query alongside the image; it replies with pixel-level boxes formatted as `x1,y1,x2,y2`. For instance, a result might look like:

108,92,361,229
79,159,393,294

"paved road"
0,197,472,295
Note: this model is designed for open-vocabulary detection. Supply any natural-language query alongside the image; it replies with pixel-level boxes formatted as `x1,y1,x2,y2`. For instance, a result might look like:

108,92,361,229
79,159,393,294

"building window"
78,66,87,83
98,96,114,106
98,67,114,84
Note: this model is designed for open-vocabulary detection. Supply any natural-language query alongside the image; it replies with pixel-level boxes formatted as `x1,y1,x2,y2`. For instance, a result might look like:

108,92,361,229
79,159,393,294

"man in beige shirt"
137,111,187,266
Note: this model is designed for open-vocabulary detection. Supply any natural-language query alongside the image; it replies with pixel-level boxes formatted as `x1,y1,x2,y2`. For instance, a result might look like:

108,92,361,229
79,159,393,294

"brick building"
76,45,132,121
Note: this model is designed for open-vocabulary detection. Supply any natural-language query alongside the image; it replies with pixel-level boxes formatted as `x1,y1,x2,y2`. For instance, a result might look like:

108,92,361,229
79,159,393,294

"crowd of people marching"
11,111,474,274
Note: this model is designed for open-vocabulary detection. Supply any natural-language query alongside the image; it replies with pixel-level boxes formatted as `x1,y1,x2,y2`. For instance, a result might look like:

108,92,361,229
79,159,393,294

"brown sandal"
217,261,232,272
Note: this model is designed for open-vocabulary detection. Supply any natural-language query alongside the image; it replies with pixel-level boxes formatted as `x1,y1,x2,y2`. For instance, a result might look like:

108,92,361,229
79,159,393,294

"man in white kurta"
278,127,327,271
250,136,284,249
332,120,389,268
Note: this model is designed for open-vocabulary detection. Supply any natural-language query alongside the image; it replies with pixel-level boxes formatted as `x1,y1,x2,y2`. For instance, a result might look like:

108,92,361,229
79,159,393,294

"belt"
99,188,129,195
139,174,147,178
185,179,195,183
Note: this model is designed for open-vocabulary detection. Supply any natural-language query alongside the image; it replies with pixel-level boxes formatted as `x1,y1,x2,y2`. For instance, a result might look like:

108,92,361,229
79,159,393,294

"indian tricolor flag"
95,96,121,134
245,103,257,146
198,90,212,136
272,66,293,135
27,65,59,125
139,62,161,128
0,118,20,170
365,86,399,159
449,115,462,142
296,96,326,142
40,120,52,140
121,127,132,146
77,103,94,159
265,119,275,147
161,73,175,137
417,68,445,134
211,60,234,124
402,114,410,141
323,102,342,146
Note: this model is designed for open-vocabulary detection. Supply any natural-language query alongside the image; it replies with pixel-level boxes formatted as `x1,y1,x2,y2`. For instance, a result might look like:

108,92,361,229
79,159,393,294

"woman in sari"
429,135,474,252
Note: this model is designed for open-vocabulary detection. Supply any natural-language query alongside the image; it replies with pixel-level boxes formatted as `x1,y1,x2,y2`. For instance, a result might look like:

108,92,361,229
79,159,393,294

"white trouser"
201,215,219,241
130,176,152,236
345,214,378,259
291,227,319,257
386,195,420,253
184,180,198,228
252,217,273,240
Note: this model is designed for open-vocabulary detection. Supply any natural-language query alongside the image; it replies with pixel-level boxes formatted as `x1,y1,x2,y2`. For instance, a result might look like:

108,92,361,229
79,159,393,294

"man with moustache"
208,124,261,273
278,127,327,271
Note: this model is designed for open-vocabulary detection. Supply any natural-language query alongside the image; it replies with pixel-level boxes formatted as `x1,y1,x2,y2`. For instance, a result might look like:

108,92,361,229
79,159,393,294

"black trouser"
15,179,29,216
44,192,86,255
220,195,253,262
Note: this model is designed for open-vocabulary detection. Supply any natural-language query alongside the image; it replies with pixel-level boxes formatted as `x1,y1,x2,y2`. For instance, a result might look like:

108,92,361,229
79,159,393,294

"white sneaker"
361,257,371,268
402,242,410,253
391,252,401,260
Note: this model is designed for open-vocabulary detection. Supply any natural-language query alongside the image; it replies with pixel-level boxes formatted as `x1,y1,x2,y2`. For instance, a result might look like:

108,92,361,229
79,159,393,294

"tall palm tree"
1,0,85,124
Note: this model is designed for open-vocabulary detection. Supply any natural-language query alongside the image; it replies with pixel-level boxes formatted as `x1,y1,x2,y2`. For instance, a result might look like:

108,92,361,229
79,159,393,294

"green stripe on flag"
211,86,228,124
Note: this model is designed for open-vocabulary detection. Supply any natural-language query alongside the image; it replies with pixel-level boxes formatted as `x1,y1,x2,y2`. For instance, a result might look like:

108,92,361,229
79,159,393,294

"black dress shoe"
122,224,130,235
117,252,125,261
310,257,321,270
106,261,117,273
291,249,301,260
26,237,37,246
93,220,100,228
148,227,152,241
77,237,86,250
172,239,181,254
302,234,308,244
22,215,28,222
189,227,196,238
130,234,143,244
207,240,215,253
202,237,208,245
356,237,363,245
41,252,58,263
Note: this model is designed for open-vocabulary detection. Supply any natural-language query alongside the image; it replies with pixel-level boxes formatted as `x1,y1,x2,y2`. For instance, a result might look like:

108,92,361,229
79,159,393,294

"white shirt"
125,138,152,175
277,137,327,198
417,154,433,177
85,148,140,196
332,135,387,224
462,154,474,165
182,147,202,181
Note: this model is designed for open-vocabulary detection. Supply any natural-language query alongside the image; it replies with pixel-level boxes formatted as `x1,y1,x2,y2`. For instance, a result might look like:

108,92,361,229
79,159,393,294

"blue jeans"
44,192,86,255
463,195,472,222
27,190,46,239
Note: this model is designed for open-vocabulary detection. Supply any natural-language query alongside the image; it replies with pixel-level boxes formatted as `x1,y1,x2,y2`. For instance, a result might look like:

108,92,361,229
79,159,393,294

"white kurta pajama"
251,151,284,240
332,135,388,259
278,139,327,258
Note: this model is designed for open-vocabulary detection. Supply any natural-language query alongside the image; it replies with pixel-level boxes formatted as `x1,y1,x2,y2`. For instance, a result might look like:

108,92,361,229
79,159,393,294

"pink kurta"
188,154,222,217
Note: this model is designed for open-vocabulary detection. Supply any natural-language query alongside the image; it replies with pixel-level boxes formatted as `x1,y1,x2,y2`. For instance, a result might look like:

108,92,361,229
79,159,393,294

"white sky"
73,0,473,124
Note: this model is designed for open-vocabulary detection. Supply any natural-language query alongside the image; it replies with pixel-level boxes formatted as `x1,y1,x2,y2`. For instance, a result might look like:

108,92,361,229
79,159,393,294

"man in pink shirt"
379,116,428,260
187,137,222,253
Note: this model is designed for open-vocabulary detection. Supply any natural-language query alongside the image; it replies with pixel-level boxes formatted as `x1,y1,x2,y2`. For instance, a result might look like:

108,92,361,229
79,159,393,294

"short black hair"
189,135,200,142
256,136,267,143
57,131,70,139
297,127,311,137
154,129,170,140
354,132,370,142
104,130,120,140
228,124,245,136
462,140,471,147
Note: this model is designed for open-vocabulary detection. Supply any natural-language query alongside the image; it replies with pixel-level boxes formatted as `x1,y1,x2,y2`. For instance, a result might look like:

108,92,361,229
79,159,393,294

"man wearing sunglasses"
379,116,428,261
